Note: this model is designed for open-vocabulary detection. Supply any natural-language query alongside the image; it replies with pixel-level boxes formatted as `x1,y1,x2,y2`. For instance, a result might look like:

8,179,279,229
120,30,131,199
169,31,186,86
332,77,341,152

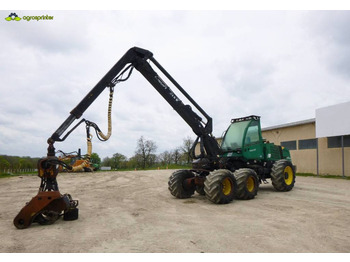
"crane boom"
13,47,221,229
50,47,220,159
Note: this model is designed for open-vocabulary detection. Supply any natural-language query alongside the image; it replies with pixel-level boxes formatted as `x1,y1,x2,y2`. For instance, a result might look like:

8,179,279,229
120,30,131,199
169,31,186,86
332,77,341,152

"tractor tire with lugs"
233,168,259,200
270,160,295,191
168,170,195,199
204,169,237,204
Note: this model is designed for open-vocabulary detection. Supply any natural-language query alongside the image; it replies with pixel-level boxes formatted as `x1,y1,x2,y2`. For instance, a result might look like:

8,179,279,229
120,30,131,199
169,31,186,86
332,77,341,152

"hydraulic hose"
97,88,114,141
71,87,114,172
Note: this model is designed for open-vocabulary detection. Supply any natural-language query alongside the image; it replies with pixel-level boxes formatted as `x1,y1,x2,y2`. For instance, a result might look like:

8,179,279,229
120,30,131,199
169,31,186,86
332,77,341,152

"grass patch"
0,173,13,178
0,172,36,179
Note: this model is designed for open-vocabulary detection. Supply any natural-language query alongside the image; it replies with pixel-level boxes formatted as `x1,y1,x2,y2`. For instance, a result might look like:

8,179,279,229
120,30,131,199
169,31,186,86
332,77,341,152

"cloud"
1,10,350,159
305,11,350,79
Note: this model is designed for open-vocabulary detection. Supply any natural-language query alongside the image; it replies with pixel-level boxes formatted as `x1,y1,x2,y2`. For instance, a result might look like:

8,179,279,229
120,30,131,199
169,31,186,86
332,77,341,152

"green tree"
172,147,181,165
90,153,101,165
158,150,172,165
0,156,10,170
111,153,128,169
181,136,194,164
135,136,157,169
90,153,101,170
0,155,40,171
19,158,32,169
7,156,20,169
128,154,142,169
102,156,112,167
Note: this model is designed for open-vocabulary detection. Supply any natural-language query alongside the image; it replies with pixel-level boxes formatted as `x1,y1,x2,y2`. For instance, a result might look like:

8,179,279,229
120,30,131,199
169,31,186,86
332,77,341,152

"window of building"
298,138,317,150
327,135,350,148
281,140,297,150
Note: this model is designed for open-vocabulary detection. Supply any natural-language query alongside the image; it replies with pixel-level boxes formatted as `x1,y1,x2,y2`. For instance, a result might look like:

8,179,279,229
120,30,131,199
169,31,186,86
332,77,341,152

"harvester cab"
221,115,264,160
220,115,291,162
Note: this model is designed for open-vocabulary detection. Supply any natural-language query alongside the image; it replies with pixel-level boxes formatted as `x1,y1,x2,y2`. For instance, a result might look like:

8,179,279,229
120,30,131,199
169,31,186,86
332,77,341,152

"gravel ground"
1,170,350,253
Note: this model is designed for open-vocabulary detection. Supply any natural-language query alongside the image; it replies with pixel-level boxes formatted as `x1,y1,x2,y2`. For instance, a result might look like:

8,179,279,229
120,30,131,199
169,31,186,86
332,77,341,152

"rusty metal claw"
13,141,79,229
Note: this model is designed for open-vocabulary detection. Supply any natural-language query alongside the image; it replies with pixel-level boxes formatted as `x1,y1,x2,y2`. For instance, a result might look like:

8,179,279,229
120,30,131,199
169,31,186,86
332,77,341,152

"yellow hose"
71,88,113,172
98,89,114,141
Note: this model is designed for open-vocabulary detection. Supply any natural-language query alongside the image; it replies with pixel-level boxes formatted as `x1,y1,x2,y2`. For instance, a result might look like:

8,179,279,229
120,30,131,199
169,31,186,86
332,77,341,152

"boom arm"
49,47,220,159
13,47,221,229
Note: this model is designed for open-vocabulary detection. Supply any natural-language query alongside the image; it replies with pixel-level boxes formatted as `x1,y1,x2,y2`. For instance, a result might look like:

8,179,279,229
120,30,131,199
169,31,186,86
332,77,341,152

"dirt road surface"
1,170,350,253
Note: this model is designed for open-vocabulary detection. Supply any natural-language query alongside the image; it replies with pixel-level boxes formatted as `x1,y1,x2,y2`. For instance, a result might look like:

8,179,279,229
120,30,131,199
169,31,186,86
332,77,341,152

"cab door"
242,120,264,161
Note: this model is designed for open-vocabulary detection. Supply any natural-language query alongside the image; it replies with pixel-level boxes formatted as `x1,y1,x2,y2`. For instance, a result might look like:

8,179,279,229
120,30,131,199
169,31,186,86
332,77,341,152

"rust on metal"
13,141,79,229
14,191,64,229
183,176,206,190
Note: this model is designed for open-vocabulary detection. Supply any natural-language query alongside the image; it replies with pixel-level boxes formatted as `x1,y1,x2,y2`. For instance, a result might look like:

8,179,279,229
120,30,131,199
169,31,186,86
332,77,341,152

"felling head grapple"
14,87,113,229
13,144,79,229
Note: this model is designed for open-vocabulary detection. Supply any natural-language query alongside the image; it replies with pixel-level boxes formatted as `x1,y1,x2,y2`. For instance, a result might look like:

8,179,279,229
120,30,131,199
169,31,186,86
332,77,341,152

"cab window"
244,121,260,145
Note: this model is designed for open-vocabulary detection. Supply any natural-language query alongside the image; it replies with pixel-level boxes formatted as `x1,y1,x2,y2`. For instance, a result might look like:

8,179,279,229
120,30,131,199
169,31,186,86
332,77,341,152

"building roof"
261,118,315,131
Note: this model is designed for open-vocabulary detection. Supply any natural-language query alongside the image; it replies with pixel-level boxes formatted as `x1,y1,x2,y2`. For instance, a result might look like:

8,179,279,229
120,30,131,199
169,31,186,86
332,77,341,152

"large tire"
168,170,195,199
270,160,296,191
233,168,259,200
204,169,237,204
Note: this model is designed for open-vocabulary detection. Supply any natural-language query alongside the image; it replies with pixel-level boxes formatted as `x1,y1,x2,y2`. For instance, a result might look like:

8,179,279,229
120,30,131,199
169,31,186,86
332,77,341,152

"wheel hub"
222,177,232,196
246,176,255,192
284,166,294,185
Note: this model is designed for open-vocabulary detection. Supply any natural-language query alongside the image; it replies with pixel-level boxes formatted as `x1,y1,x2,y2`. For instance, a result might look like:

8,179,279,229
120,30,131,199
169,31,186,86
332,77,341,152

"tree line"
0,155,40,171
99,136,195,170
0,136,195,172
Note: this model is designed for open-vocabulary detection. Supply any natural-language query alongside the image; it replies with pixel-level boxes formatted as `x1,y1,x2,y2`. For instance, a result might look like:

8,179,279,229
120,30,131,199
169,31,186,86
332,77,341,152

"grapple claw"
14,142,79,229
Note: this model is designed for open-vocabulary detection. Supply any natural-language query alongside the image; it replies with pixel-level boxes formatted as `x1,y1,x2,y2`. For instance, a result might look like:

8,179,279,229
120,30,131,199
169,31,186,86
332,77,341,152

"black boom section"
49,47,221,158
50,47,152,141
70,48,152,119
132,56,205,136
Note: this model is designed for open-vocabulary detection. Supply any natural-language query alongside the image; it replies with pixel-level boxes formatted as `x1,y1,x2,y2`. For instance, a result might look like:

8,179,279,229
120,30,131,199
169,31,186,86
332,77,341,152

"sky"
1,7,350,160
